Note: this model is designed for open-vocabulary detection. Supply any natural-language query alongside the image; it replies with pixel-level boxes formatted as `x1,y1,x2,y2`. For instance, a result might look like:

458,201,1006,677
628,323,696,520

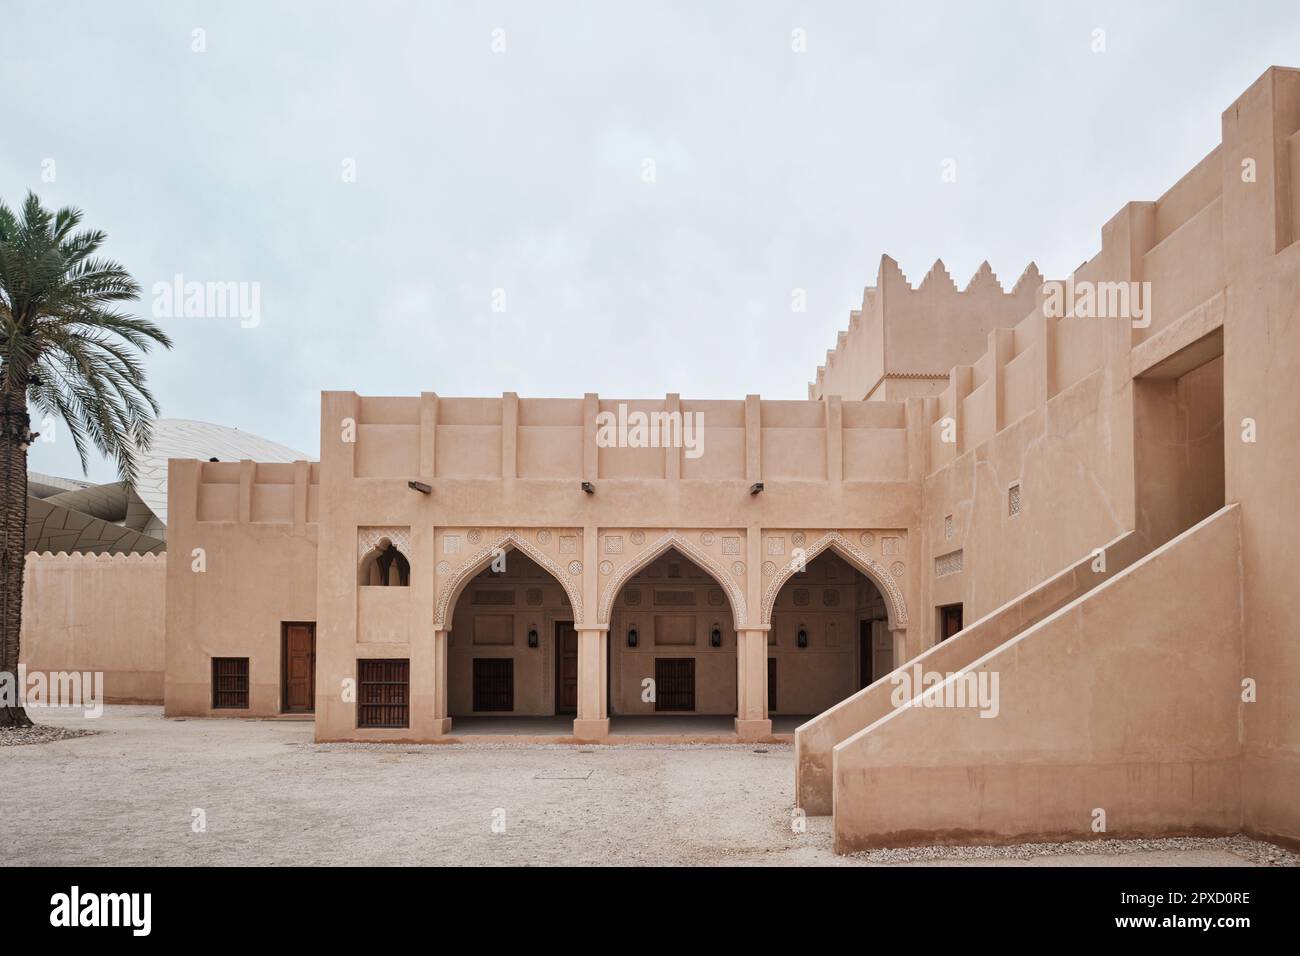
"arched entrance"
443,550,577,734
764,543,904,732
606,546,738,734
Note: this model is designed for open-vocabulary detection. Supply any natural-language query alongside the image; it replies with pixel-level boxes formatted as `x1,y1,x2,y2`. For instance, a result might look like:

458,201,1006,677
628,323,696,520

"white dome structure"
27,418,311,555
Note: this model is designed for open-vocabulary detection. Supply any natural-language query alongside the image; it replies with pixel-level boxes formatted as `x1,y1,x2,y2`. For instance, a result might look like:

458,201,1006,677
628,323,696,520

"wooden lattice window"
655,658,695,712
357,659,410,728
473,658,514,712
212,657,249,709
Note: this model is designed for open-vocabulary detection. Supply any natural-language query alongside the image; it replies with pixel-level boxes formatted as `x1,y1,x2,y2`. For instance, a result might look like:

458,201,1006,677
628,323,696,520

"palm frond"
0,190,172,480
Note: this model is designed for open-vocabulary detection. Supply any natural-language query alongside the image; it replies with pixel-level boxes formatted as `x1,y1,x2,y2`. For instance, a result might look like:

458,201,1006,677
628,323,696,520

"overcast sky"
6,0,1298,482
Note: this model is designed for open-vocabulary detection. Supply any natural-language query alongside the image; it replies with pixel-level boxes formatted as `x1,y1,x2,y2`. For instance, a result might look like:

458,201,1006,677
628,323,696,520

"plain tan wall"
165,458,319,717
1223,67,1300,849
21,552,165,703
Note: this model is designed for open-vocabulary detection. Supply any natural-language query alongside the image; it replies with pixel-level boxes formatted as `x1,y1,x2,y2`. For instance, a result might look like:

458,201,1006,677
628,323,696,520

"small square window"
1008,482,1022,517
212,657,249,709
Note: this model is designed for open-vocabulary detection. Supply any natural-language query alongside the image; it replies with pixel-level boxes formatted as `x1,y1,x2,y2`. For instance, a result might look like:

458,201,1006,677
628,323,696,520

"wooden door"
940,604,964,641
282,622,315,713
655,658,695,712
473,658,514,712
555,622,578,714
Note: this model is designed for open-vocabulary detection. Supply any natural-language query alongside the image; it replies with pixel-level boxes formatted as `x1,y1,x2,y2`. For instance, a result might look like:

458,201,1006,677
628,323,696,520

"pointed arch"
597,531,747,626
359,540,410,586
760,531,907,629
434,530,584,629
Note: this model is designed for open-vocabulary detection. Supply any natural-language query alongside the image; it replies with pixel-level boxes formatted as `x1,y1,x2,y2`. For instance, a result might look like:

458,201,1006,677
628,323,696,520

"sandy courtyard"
0,706,1287,867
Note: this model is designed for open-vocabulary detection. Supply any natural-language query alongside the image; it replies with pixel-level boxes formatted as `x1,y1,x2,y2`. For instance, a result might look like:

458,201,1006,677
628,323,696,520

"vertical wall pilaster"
989,328,1015,433
237,460,253,523
1221,68,1300,264
583,392,599,482
408,523,440,735
824,394,843,482
745,394,761,483
951,366,973,458
321,391,359,482
905,397,931,481
1036,312,1058,406
292,459,308,536
501,391,518,479
665,393,681,480
315,391,360,740
419,391,438,479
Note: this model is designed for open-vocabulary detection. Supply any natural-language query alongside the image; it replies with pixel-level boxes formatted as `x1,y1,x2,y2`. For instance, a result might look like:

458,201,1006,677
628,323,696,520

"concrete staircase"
797,504,1244,851
795,528,1152,816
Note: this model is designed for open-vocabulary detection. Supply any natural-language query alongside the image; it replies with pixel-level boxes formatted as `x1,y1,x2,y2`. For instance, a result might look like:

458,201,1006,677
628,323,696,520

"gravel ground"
1,706,1292,867
0,724,97,747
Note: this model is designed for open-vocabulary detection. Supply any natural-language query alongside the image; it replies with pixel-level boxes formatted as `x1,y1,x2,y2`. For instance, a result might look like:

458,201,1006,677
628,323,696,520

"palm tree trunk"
0,386,33,727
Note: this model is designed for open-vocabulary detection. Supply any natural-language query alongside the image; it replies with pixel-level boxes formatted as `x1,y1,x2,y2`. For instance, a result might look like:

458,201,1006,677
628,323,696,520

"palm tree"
0,192,172,727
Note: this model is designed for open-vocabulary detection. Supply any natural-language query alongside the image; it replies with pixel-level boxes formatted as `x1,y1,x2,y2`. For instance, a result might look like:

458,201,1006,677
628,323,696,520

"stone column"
431,628,451,735
573,626,609,740
891,626,910,668
735,627,772,740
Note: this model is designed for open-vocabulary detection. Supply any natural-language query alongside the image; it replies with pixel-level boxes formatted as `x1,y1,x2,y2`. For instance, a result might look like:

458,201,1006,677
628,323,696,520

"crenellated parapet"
25,550,166,564
811,255,1043,403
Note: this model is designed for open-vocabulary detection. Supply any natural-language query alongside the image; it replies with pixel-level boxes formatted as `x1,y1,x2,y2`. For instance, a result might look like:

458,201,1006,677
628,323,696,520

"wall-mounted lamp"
797,627,809,649
749,482,764,495
627,627,638,648
710,624,722,648
581,481,596,495
527,628,539,649
407,480,432,495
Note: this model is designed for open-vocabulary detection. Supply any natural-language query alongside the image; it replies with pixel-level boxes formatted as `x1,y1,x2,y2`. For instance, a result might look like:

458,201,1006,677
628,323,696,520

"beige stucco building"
22,66,1300,852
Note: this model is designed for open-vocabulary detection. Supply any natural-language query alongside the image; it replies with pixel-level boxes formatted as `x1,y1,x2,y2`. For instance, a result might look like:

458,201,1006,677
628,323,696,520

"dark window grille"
655,658,695,712
473,658,514,712
357,659,410,728
212,657,249,709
